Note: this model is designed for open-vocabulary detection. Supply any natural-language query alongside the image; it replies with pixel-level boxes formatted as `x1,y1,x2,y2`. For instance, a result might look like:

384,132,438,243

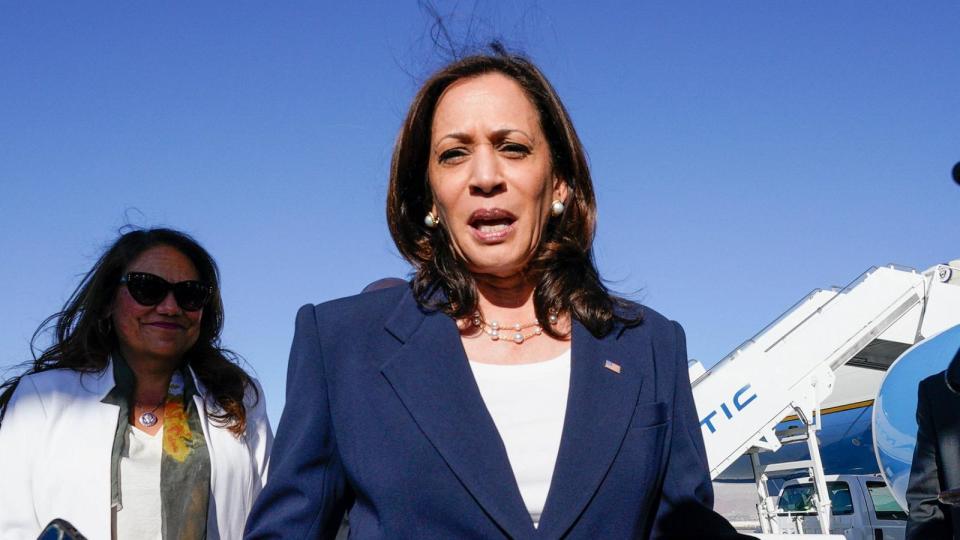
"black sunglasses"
120,272,213,312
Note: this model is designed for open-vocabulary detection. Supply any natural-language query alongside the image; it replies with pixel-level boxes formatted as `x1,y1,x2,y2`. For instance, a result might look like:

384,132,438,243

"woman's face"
111,245,203,366
428,72,568,279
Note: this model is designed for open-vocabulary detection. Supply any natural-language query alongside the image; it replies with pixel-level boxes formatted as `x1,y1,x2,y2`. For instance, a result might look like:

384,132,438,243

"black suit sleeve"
905,376,953,539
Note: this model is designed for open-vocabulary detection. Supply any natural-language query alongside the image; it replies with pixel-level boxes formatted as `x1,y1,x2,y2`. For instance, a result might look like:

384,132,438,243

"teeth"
478,223,509,232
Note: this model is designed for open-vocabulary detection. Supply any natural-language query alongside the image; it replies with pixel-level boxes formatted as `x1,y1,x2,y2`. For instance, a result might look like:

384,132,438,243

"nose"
469,145,506,196
154,290,182,315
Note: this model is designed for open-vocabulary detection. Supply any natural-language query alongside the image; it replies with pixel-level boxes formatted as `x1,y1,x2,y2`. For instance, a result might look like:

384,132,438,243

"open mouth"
468,208,517,242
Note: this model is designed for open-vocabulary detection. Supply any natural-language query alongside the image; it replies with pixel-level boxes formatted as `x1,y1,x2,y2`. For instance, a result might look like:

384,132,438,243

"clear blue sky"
2,2,958,425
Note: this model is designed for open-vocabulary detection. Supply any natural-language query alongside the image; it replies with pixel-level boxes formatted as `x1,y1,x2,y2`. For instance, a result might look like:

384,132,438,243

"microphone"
38,519,88,540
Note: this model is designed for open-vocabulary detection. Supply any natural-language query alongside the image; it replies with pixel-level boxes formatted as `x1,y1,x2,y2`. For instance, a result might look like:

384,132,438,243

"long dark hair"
387,44,641,337
0,228,257,434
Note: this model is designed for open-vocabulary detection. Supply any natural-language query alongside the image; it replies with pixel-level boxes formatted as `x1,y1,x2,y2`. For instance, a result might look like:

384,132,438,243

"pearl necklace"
471,309,559,344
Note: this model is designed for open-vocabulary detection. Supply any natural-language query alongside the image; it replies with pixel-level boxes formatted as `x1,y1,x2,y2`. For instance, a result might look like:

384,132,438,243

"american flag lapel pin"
603,360,622,374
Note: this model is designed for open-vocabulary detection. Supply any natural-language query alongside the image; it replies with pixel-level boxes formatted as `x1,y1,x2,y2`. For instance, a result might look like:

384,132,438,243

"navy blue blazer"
245,285,739,539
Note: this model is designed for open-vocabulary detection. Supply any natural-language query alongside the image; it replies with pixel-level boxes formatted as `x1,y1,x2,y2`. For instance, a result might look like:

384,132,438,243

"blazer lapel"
77,363,120,540
536,320,647,538
380,292,535,539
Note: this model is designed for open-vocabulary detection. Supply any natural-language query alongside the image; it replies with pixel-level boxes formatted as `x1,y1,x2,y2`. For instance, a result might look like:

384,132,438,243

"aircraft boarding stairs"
689,261,960,534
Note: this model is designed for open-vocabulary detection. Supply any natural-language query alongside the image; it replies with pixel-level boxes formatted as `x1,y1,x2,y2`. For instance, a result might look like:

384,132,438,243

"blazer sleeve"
0,376,45,539
245,304,351,539
650,321,746,539
905,377,952,539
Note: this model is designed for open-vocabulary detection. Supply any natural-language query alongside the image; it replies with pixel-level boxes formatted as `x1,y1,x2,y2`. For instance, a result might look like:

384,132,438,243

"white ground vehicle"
774,474,905,539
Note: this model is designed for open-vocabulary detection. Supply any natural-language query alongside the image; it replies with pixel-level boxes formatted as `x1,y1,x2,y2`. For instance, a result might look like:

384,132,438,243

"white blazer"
0,361,272,540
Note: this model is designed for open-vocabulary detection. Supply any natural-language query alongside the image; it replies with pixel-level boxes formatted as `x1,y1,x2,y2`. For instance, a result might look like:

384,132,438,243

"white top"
115,425,163,540
469,350,571,528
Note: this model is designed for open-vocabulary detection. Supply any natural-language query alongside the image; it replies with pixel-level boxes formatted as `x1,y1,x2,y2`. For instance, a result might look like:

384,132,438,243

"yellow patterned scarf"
104,355,211,540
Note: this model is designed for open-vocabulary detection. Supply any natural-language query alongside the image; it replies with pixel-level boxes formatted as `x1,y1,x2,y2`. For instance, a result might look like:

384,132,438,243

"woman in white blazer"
0,228,271,540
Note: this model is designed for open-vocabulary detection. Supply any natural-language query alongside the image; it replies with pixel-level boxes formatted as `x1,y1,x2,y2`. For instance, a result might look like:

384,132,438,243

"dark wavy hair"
387,44,641,337
0,228,257,434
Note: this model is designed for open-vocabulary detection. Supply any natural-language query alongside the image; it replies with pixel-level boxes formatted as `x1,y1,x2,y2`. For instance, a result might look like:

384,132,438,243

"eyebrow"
434,128,535,148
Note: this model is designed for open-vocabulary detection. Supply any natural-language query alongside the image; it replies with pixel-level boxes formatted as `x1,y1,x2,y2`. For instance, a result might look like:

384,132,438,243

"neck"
120,349,178,403
473,272,536,322
470,272,571,337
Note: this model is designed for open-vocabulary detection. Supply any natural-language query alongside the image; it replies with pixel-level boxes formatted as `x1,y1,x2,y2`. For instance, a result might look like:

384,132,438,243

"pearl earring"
424,212,440,228
551,200,565,216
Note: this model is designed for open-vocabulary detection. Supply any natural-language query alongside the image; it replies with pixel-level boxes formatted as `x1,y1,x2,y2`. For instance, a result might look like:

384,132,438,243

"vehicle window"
778,484,815,514
777,481,854,516
828,482,854,516
866,481,908,521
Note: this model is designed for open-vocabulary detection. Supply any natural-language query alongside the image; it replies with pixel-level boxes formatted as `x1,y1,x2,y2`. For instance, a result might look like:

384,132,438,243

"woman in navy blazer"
246,46,742,539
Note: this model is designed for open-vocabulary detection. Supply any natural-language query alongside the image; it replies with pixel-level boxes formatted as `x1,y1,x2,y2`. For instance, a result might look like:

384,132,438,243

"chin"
460,243,533,279
466,259,527,279
143,345,190,363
